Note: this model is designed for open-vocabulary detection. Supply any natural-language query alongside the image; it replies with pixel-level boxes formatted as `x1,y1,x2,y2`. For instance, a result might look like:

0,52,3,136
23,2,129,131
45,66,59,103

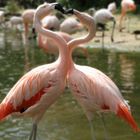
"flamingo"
107,2,117,14
22,9,36,38
65,9,139,140
94,8,116,48
119,0,136,32
10,16,23,30
41,15,60,30
60,17,83,34
38,31,88,57
0,2,68,140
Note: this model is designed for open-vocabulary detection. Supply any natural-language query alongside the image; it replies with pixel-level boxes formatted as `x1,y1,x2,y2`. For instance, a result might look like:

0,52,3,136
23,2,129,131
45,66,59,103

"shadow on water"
0,30,140,140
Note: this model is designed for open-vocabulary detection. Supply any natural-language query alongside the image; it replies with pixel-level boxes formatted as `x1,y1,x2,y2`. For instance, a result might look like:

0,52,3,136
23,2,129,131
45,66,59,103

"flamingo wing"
68,65,126,112
67,65,139,131
0,64,56,120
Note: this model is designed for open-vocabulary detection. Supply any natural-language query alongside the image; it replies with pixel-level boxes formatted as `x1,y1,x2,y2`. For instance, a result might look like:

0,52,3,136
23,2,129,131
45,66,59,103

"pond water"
0,30,140,140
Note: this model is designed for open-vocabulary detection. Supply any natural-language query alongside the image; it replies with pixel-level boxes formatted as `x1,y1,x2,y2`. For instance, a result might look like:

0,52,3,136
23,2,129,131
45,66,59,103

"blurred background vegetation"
0,0,140,13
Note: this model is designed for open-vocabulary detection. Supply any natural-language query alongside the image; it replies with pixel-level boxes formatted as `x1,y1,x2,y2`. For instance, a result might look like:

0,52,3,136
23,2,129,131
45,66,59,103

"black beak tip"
54,3,65,14
65,9,74,14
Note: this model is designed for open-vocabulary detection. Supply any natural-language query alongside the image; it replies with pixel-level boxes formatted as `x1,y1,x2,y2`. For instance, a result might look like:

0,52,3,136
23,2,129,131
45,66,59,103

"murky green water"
0,30,140,140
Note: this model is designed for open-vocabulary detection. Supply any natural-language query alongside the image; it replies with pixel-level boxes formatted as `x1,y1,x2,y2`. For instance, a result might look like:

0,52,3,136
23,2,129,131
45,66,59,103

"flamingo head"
35,2,65,20
65,9,94,28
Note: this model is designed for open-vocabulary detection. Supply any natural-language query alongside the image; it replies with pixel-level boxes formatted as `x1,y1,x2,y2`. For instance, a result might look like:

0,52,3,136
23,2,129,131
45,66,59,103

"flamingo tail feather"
117,103,140,132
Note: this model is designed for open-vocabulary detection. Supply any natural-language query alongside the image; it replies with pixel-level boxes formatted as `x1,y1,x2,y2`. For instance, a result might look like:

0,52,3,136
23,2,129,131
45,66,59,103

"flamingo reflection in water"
65,8,139,140
0,3,68,140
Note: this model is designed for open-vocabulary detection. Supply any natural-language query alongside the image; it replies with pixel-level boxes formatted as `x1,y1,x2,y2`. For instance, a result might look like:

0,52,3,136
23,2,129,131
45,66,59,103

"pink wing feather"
0,64,54,120
68,65,139,132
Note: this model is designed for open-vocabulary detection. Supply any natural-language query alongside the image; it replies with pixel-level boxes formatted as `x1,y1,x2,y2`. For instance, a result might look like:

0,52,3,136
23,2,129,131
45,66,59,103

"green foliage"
5,0,20,13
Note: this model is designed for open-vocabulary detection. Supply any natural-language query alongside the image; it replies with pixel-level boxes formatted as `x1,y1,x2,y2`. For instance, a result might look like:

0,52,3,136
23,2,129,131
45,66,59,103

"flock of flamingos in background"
0,0,139,140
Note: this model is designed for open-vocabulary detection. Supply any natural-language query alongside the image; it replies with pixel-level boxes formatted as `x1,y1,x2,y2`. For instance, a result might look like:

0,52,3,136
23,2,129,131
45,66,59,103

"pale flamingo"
22,9,36,38
38,31,88,57
60,17,83,34
119,0,136,32
10,16,23,30
41,15,60,30
107,2,117,14
0,3,68,140
65,9,139,140
94,8,116,48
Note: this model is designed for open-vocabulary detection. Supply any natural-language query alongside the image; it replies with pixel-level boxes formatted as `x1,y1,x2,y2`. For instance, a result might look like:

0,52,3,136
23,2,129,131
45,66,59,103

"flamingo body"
41,15,60,30
94,8,116,47
10,16,23,29
38,31,88,56
60,17,83,34
22,9,36,37
119,0,136,31
67,65,139,131
0,3,69,140
121,0,136,12
66,9,139,134
94,9,114,24
0,62,66,121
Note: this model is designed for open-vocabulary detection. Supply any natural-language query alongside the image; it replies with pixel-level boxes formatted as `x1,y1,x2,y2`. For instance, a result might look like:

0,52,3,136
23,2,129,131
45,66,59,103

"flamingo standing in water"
94,8,116,48
38,31,88,57
0,3,68,140
65,9,139,140
22,9,36,38
119,0,136,32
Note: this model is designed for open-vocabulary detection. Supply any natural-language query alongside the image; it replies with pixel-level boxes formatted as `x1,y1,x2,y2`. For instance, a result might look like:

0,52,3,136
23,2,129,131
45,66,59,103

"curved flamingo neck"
68,18,96,68
34,13,68,62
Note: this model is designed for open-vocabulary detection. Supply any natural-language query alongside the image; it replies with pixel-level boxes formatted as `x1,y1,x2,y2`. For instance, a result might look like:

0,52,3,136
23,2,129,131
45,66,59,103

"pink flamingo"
0,3,68,140
38,31,88,57
66,9,139,139
119,0,136,32
60,17,83,34
41,15,60,30
22,9,36,38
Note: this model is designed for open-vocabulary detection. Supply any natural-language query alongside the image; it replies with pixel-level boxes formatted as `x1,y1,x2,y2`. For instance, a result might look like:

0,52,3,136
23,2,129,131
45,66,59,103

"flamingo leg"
29,123,37,140
119,10,126,32
102,29,105,49
99,113,110,140
111,19,116,42
88,120,97,140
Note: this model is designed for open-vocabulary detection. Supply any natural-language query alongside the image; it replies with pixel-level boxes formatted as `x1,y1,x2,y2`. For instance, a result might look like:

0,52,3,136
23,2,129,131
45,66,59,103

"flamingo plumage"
107,2,117,14
22,9,36,38
38,31,88,57
65,9,139,140
0,3,68,140
119,0,136,32
60,17,83,34
94,8,116,48
41,15,60,30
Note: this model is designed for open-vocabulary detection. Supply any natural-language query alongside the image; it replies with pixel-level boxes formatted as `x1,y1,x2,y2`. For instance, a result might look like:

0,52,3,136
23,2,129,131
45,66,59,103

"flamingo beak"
65,9,74,14
54,3,65,14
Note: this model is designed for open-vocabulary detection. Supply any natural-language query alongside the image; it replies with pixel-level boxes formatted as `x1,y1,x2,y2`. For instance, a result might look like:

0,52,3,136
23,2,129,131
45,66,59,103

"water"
0,30,140,140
